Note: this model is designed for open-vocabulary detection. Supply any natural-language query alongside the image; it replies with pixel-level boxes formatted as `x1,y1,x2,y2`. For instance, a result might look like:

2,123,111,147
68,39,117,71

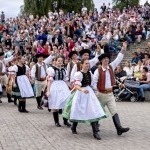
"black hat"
98,53,110,61
68,51,78,58
79,49,91,56
0,52,4,56
36,53,47,58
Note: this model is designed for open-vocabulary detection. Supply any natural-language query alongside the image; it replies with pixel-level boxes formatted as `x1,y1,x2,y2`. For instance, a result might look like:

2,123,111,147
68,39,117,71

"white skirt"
70,86,105,121
48,80,70,109
17,75,34,98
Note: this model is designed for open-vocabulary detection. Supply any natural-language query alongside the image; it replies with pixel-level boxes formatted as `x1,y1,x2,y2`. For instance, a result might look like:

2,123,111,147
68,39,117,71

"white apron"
48,80,70,109
17,75,34,98
70,86,105,121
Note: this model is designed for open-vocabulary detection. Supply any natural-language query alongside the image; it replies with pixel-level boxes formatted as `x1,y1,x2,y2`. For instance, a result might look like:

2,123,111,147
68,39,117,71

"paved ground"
0,98,150,150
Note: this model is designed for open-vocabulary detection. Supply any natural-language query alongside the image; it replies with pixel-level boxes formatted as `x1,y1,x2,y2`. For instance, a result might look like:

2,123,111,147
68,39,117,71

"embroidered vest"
52,66,66,80
97,65,115,92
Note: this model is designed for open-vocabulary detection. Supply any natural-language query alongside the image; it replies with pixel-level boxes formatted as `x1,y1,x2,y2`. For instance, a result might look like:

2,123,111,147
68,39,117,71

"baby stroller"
114,77,140,102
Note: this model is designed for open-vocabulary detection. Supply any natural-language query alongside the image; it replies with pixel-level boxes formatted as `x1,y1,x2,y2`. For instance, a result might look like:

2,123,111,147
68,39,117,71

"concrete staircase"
121,39,150,66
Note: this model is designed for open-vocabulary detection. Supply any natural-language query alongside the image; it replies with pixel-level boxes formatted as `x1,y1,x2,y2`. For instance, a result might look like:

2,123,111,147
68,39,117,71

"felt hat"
98,53,110,61
68,51,78,58
79,49,91,56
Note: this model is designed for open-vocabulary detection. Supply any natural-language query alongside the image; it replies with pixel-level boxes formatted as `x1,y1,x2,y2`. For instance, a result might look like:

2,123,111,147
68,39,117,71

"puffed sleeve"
46,67,55,81
74,71,83,86
12,65,18,73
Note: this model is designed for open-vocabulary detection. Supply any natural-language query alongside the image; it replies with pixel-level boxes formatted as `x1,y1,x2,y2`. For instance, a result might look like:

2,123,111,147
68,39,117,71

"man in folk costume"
31,53,48,110
66,51,78,84
70,49,100,83
0,52,14,103
93,42,130,136
13,57,34,113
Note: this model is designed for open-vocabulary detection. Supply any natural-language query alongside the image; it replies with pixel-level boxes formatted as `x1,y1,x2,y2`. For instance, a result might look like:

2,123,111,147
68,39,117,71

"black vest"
16,65,26,76
52,66,66,81
81,71,91,87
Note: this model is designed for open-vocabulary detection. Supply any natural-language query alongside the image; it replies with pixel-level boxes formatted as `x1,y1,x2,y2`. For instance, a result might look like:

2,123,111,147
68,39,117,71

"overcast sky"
0,0,149,18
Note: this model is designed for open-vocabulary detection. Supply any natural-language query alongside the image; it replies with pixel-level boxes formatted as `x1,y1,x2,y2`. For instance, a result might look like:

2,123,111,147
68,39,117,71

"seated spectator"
142,53,150,66
123,61,134,77
133,60,144,79
115,65,127,81
138,67,150,101
136,48,144,60
131,52,141,64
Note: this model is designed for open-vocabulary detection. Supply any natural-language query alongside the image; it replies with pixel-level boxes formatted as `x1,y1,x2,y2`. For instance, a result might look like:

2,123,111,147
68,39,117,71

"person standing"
93,42,130,136
66,51,79,85
46,56,71,127
63,59,106,140
0,52,14,103
12,57,34,113
31,53,47,110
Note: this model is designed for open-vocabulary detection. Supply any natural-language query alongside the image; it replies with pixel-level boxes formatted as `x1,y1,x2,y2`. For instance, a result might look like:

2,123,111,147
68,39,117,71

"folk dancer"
12,57,34,113
63,59,106,140
46,56,71,127
31,53,48,110
0,52,14,103
93,42,130,136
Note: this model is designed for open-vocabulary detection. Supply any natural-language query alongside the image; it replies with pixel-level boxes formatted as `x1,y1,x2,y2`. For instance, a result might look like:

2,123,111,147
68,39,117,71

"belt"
100,88,113,94
37,78,46,81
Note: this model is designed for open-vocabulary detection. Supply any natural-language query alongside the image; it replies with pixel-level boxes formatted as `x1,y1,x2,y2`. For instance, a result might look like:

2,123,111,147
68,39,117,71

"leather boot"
63,118,71,127
18,101,23,112
36,97,43,110
14,96,17,105
71,122,78,134
91,122,101,140
7,93,14,103
112,113,129,135
53,112,61,127
22,100,29,113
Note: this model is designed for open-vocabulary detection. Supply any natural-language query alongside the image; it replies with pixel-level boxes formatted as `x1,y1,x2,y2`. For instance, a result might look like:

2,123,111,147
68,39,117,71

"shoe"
93,132,101,140
22,101,29,113
8,99,14,103
113,113,130,135
91,122,101,140
37,106,43,110
53,112,61,127
63,118,71,127
0,100,2,103
55,123,61,127
71,122,78,134
141,97,145,102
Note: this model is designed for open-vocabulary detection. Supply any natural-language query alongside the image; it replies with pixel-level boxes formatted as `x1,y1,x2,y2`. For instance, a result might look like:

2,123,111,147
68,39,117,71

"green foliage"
24,0,94,17
113,0,139,11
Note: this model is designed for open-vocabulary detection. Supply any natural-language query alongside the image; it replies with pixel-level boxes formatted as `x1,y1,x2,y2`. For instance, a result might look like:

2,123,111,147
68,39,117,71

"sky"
0,0,149,18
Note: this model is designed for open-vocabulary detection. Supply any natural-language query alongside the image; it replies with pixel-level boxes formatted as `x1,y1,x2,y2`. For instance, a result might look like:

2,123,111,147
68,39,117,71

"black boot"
71,122,78,134
112,113,130,135
91,122,101,140
22,101,29,113
14,97,17,105
7,93,14,103
59,109,62,114
36,97,43,110
53,112,61,127
18,101,23,112
63,118,71,127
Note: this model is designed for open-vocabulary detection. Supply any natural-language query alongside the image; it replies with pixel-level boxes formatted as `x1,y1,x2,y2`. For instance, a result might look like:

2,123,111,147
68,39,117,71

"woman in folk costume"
46,55,71,127
12,57,34,113
6,59,17,105
62,59,106,140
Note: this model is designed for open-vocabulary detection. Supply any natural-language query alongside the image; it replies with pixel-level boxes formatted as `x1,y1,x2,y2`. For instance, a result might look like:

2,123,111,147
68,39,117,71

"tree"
23,0,94,17
113,0,139,11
